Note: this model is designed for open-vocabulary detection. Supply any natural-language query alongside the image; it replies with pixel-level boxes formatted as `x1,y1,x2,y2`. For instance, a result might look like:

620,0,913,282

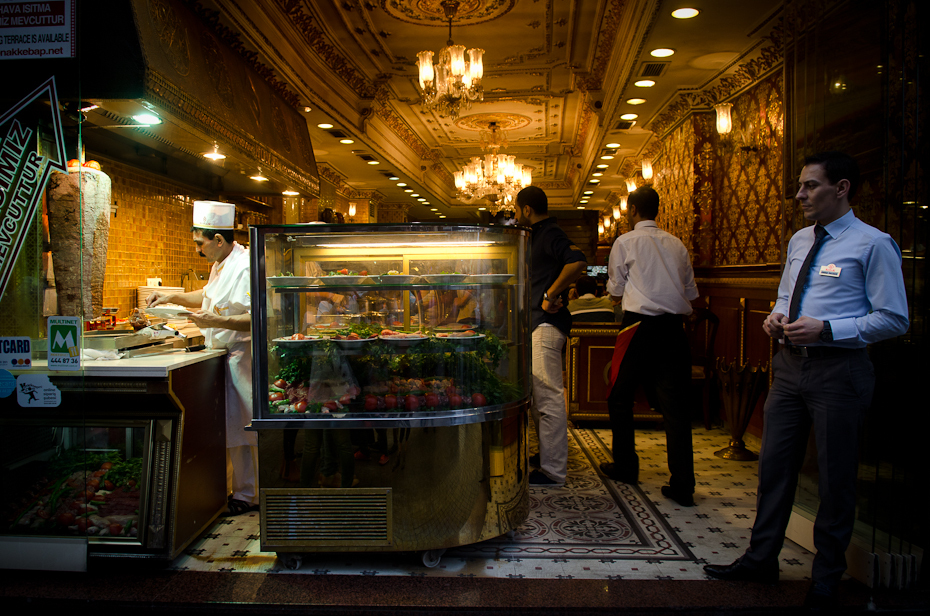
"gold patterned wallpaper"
650,73,785,268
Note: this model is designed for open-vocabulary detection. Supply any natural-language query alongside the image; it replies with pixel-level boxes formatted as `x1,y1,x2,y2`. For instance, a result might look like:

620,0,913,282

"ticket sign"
0,1,76,60
0,336,32,368
47,315,79,370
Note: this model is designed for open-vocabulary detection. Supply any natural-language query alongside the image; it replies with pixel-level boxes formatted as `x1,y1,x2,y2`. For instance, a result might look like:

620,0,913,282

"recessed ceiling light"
606,142,621,148
478,207,487,211
590,179,600,184
576,206,585,209
430,208,438,211
671,8,700,19
303,106,312,113
592,172,603,177
367,160,379,165
411,193,420,197
317,123,334,129
597,164,609,169
620,113,639,120
626,98,646,105
600,155,614,160
634,80,655,87
132,113,161,125
397,182,407,187
439,215,446,218
423,202,430,205
339,139,354,144
651,48,675,57
282,190,299,196
389,175,400,181
584,190,594,195
580,200,589,204
417,198,426,202
404,189,413,193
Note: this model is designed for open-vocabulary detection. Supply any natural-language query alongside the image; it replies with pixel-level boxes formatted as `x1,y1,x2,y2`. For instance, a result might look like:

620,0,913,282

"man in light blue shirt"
704,152,909,609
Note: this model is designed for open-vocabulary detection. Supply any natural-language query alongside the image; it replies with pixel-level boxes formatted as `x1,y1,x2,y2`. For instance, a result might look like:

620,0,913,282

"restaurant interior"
0,0,927,612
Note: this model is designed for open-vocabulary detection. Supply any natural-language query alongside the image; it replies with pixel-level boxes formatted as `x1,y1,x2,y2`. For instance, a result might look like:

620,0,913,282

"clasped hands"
763,312,824,345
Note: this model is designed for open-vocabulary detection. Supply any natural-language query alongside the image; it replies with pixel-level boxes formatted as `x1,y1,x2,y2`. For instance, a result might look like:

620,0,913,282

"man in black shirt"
516,186,587,486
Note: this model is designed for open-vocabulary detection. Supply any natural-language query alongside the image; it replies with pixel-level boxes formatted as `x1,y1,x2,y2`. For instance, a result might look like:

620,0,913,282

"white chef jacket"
201,242,256,448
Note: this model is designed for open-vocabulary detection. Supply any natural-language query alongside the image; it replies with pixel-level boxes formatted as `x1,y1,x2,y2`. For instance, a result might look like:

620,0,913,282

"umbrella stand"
714,359,769,461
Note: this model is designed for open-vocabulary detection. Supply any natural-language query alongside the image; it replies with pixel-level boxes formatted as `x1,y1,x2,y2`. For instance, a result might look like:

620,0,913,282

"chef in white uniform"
147,200,258,515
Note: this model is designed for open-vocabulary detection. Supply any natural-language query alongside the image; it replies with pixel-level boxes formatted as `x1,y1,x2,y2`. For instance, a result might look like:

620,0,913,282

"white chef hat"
193,200,235,229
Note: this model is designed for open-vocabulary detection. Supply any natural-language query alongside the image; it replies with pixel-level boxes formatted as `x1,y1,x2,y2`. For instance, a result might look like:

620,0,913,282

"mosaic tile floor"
171,424,816,581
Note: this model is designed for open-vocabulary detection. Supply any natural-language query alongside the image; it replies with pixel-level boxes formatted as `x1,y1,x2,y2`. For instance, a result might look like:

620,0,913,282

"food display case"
249,223,531,567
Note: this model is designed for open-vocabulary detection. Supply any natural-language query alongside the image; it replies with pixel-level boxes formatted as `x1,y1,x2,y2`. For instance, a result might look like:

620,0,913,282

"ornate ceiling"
191,0,782,221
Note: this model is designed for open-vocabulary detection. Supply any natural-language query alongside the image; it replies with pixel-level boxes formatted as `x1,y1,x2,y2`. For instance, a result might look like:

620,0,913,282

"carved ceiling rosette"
150,0,191,76
381,0,516,26
200,31,234,108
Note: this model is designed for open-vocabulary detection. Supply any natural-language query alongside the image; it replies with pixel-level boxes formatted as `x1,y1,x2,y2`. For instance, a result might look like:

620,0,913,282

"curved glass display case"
248,224,531,566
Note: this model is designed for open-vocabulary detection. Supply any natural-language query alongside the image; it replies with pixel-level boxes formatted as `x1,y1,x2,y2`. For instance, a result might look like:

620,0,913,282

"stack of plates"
137,286,185,309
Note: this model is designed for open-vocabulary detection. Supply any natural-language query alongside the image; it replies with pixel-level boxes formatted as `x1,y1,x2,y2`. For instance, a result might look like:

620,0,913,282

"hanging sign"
0,77,67,300
0,1,75,60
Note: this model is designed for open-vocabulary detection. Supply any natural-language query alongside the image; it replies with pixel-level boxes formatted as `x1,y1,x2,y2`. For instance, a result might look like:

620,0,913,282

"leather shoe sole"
703,560,778,584
599,462,638,484
661,485,695,507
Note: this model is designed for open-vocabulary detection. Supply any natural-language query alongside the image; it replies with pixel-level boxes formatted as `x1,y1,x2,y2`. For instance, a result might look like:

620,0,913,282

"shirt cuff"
830,317,858,343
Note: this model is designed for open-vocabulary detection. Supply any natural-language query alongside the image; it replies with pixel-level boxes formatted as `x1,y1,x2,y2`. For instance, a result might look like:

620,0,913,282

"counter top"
16,349,227,378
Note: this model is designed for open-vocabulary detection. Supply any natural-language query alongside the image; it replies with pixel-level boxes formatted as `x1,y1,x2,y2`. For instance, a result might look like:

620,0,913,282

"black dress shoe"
599,461,638,483
529,453,540,467
804,582,837,611
661,485,695,507
703,560,779,584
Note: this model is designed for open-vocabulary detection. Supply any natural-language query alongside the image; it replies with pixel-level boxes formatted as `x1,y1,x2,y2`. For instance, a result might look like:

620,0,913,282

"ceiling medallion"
417,1,484,119
454,121,532,213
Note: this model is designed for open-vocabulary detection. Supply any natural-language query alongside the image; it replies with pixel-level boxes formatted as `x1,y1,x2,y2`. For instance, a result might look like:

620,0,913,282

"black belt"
782,344,864,358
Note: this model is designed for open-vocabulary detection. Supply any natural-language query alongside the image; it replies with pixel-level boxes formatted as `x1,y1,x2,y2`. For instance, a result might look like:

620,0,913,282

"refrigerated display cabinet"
249,223,532,568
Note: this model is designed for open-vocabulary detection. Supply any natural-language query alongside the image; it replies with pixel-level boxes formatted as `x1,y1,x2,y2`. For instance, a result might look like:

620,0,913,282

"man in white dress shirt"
147,201,257,515
601,186,699,506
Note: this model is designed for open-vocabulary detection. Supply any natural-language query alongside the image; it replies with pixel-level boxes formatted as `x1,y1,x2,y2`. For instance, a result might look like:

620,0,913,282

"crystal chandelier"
417,1,484,119
454,122,532,213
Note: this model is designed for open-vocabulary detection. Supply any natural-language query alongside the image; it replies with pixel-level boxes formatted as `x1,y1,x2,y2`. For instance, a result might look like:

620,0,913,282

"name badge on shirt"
819,264,841,277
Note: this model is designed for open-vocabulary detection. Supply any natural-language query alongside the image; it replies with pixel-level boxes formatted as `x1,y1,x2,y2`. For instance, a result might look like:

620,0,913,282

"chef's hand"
763,312,788,339
542,296,563,314
186,309,223,330
147,291,172,307
782,316,824,345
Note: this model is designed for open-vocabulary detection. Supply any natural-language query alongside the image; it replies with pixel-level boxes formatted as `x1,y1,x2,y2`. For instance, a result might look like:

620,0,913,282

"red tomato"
67,158,81,169
425,393,440,408
338,268,349,275
404,395,420,411
445,386,458,397
338,393,354,405
359,270,368,276
364,395,379,411
87,479,100,489
57,513,75,527
448,394,463,408
83,160,101,170
100,462,113,470
471,393,487,406
108,523,123,536
104,480,115,490
93,469,107,477
269,392,284,402
384,394,397,409
75,518,89,534
274,379,287,389
324,400,339,411
127,479,137,487
295,401,307,413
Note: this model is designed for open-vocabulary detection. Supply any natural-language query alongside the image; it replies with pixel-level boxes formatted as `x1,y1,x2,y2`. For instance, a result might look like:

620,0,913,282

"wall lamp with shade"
625,178,637,193
715,101,759,153
620,196,628,212
598,222,605,234
641,159,653,182
613,205,622,219
348,204,357,217
604,215,612,227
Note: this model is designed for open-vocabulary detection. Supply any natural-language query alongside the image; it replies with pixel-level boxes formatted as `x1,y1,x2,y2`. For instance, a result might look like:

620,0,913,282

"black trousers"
606,311,695,493
740,347,874,585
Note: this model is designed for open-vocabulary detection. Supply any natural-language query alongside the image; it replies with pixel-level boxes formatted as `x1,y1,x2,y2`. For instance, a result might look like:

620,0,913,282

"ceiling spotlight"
650,48,675,57
389,175,400,180
634,80,655,87
596,164,609,169
339,139,354,144
626,98,647,105
367,160,380,165
589,179,600,184
592,172,603,177
282,190,299,196
430,208,438,211
411,193,420,197
303,106,312,113
577,206,585,210
404,189,413,193
584,190,594,195
79,103,99,112
439,215,446,218
606,142,621,148
317,123,334,129
600,155,614,160
417,198,427,202
620,113,639,120
250,169,269,182
202,143,226,161
397,182,407,187
132,113,161,125
672,8,700,19
478,207,487,211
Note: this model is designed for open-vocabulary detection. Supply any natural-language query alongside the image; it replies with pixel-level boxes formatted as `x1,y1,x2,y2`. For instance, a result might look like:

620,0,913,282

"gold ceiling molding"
647,19,784,139
270,0,378,99
348,189,386,203
570,103,596,157
454,113,532,131
572,0,628,92
382,0,516,26
533,181,572,190
317,163,348,189
430,162,455,189
373,98,440,162
180,0,301,107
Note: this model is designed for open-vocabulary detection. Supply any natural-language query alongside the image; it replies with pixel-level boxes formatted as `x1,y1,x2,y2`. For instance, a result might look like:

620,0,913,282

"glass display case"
250,223,531,429
248,224,531,567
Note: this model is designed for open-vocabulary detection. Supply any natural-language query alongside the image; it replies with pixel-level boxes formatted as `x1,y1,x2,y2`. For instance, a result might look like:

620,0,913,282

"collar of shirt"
821,208,855,240
634,220,659,231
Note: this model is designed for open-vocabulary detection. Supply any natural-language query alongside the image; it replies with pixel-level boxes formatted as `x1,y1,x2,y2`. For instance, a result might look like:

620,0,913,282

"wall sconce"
612,205,621,219
641,158,653,181
598,222,605,234
625,178,637,193
349,204,357,217
603,215,612,227
715,103,733,135
620,196,628,212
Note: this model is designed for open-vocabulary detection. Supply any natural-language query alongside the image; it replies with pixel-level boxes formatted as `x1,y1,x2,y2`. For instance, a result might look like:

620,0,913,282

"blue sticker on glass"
0,369,16,398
